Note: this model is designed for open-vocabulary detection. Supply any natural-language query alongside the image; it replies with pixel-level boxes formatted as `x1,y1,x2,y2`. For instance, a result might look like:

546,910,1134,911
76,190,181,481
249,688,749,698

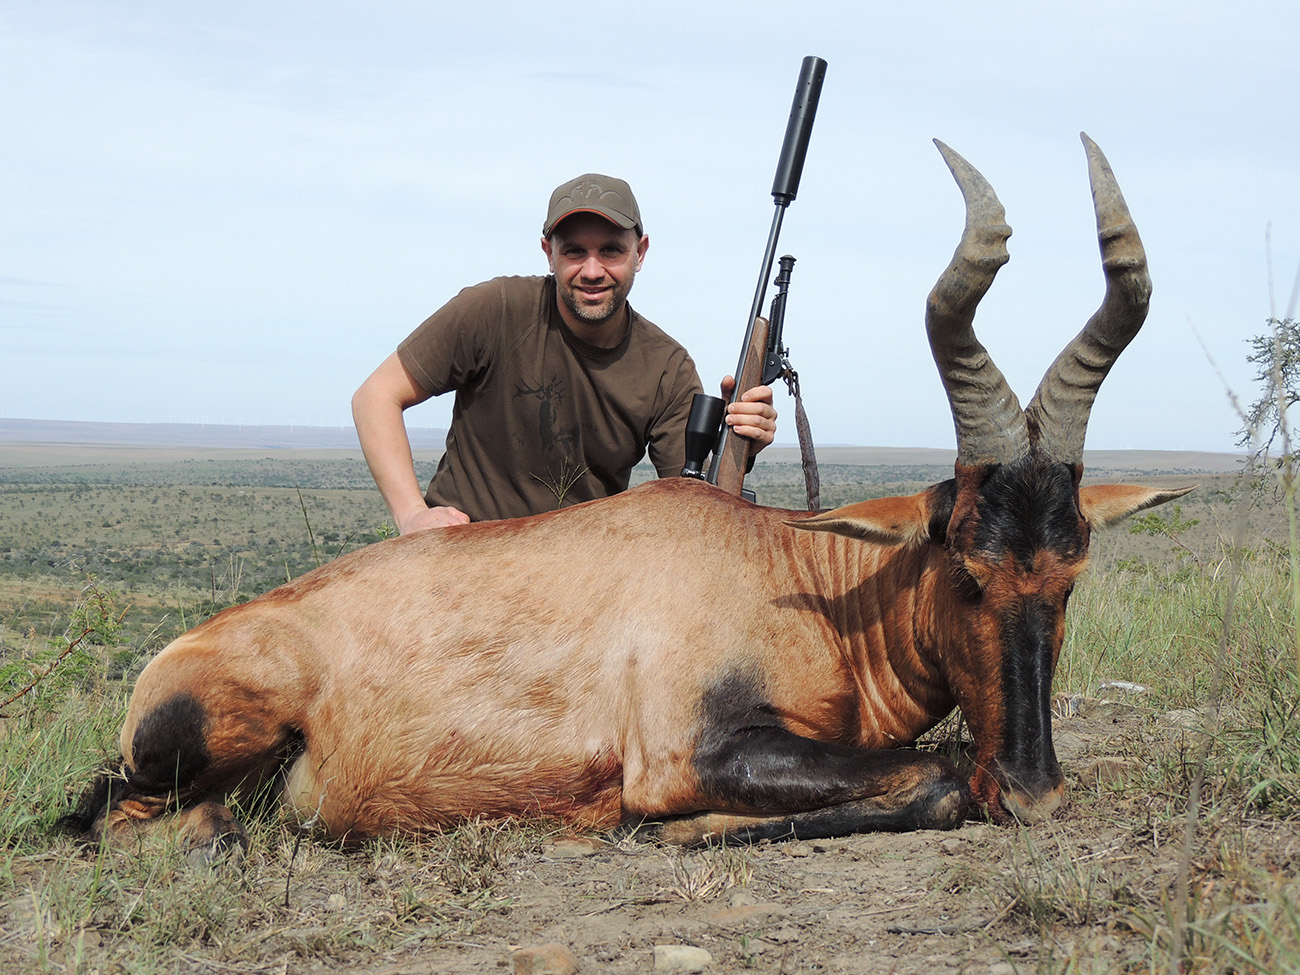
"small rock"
513,942,579,975
728,889,759,908
323,892,347,912
784,841,814,858
653,944,714,973
940,837,963,855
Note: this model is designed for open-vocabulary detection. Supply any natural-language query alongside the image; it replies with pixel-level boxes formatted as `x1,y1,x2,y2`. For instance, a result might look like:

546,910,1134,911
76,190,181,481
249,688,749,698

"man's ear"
540,236,554,270
636,233,649,270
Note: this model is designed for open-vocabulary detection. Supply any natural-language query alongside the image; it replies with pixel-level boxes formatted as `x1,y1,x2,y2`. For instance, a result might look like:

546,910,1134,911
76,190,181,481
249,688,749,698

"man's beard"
557,275,633,326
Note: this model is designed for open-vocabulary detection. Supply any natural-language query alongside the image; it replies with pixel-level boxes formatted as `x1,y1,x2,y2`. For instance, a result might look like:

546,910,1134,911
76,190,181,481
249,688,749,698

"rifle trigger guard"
780,357,800,398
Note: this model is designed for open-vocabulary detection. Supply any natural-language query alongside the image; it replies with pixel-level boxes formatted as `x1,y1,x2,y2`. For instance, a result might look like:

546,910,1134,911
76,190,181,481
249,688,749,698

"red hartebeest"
67,134,1192,855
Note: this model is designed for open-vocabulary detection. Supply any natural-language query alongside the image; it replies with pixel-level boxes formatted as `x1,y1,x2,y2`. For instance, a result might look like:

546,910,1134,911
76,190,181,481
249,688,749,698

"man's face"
542,213,649,333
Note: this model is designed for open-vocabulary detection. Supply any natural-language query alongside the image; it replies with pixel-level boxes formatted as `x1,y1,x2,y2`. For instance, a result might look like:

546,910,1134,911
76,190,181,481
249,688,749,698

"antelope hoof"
178,801,250,866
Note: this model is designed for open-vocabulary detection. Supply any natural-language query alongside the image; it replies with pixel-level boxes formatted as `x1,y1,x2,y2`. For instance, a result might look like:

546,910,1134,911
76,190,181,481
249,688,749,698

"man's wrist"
395,501,430,533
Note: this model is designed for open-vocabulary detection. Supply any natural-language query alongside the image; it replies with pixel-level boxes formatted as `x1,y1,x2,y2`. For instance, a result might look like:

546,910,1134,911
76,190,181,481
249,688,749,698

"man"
352,173,776,533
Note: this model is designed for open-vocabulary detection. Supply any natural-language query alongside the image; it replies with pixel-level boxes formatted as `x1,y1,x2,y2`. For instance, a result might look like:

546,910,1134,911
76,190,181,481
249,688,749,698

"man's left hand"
719,376,777,456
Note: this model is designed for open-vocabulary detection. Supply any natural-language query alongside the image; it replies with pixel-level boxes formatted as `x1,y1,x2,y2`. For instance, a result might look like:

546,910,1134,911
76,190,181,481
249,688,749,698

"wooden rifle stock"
712,316,770,497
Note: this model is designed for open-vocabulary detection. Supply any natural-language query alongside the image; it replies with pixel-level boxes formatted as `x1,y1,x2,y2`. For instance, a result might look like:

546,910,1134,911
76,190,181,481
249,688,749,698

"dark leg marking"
643,783,969,847
689,670,969,838
128,692,211,793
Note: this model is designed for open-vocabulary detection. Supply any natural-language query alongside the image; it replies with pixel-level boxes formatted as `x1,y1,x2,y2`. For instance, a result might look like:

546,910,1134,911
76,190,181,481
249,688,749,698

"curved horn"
926,141,1029,465
1025,133,1151,464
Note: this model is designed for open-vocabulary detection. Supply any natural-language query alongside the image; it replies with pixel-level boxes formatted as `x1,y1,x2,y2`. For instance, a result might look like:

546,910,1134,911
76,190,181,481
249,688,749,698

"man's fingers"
400,505,471,534
431,506,472,527
737,384,774,406
725,402,777,426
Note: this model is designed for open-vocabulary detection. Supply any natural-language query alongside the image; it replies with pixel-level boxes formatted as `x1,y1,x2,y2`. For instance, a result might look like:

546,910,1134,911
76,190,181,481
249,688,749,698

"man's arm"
352,352,470,533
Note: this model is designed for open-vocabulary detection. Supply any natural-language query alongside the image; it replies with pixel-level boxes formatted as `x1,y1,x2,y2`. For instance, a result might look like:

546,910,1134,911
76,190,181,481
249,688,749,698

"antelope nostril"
999,779,1065,824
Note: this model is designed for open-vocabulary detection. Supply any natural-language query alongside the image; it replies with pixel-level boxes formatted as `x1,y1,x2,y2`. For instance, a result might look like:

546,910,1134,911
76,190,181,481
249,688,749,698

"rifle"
679,55,826,499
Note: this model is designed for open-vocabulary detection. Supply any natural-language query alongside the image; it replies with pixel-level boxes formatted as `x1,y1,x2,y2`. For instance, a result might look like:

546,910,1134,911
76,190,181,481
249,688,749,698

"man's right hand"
397,504,471,534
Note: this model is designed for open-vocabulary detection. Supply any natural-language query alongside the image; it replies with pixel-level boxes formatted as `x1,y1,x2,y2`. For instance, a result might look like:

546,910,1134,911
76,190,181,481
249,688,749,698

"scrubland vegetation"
0,452,1297,973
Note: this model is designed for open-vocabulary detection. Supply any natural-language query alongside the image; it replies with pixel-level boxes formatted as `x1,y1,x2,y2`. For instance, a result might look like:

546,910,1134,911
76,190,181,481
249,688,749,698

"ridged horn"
926,140,1029,466
1024,133,1151,464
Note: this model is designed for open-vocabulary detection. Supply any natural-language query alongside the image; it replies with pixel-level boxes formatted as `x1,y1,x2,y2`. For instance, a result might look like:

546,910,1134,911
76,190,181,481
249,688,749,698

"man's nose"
579,254,606,280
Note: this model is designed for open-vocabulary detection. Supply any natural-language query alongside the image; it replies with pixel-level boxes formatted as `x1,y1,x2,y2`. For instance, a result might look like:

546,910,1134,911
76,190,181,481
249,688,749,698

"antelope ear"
1079,484,1197,529
786,492,934,546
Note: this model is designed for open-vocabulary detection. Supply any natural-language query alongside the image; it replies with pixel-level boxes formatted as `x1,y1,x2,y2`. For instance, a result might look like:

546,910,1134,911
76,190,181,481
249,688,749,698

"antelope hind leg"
64,774,250,865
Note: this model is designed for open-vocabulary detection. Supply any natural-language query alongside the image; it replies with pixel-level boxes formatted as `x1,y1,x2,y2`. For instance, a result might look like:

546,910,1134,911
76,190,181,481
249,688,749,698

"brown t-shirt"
397,275,703,522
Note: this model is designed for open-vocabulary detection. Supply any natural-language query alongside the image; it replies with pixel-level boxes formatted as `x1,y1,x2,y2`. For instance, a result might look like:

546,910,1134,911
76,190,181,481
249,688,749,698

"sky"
2,1,1297,453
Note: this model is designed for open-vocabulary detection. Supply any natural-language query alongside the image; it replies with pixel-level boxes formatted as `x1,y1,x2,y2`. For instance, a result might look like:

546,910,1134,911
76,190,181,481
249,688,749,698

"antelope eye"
958,557,992,595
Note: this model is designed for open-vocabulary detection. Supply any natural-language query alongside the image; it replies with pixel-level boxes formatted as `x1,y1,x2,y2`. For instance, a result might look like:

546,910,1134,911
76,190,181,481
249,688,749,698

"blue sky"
3,1,1297,452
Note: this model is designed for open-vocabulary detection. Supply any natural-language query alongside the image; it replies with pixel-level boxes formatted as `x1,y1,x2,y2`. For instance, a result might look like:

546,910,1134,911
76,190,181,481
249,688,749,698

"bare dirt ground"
179,697,1293,975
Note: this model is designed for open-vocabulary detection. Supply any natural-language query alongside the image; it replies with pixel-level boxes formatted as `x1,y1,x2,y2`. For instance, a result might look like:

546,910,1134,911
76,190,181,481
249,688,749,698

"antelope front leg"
646,727,969,846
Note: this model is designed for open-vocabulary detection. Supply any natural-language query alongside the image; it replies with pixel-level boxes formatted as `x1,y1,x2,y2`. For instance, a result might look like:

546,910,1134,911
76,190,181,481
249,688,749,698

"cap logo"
564,179,620,210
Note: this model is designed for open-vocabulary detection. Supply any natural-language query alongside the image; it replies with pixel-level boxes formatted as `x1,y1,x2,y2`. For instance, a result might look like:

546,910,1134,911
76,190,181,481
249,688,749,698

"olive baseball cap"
543,174,642,237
